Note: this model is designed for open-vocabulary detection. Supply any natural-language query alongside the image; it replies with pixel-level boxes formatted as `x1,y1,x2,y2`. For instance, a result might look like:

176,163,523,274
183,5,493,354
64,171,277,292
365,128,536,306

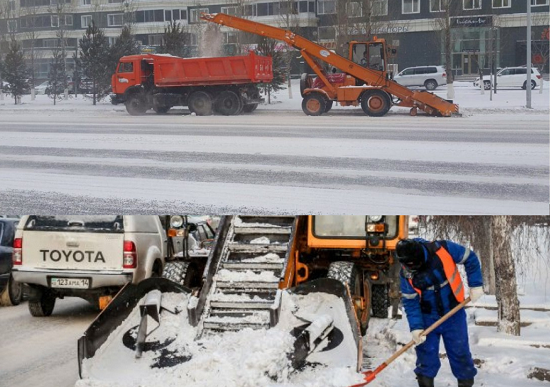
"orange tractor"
202,13,459,117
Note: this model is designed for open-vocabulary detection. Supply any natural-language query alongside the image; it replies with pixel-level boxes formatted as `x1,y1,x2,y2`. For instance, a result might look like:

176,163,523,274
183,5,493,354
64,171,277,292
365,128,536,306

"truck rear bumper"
13,269,133,288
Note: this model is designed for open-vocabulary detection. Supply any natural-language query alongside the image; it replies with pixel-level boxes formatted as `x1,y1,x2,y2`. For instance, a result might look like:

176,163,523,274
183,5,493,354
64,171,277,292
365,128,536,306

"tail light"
123,240,137,269
442,73,446,77
536,75,542,79
13,238,22,265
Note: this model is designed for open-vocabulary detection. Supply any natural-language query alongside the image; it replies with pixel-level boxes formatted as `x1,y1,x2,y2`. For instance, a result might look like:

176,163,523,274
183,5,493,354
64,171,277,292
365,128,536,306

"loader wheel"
215,90,243,116
371,284,389,318
0,274,23,306
300,73,312,97
302,93,326,116
125,94,148,115
242,103,258,113
327,261,368,335
188,91,213,116
325,100,334,113
361,90,391,117
28,290,56,317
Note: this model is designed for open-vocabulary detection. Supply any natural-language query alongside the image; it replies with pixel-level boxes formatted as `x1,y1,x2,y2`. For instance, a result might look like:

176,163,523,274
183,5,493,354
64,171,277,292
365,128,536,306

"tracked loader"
78,215,408,384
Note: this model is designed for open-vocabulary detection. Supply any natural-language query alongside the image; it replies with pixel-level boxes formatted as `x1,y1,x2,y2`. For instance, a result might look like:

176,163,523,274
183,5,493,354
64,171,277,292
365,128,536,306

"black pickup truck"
0,218,23,306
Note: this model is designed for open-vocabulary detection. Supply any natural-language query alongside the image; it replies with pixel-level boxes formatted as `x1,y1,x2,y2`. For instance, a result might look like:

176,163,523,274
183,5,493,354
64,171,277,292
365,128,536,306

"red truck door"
113,60,139,94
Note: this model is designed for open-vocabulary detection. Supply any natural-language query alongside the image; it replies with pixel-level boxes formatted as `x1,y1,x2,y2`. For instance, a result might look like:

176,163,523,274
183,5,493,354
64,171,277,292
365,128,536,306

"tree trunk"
492,215,521,336
475,216,496,295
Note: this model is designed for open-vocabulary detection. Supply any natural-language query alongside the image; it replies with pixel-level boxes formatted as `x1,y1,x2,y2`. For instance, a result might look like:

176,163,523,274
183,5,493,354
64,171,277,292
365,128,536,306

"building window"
107,13,123,26
81,15,92,28
148,34,163,46
347,2,362,17
318,26,336,40
60,15,73,26
318,0,336,14
8,0,15,11
108,0,123,3
430,0,446,12
43,38,58,48
244,4,257,16
51,15,59,27
189,34,197,46
108,36,117,46
463,0,482,10
531,0,548,5
299,1,315,13
190,8,208,23
221,6,238,15
373,0,388,15
492,0,510,7
82,0,91,5
403,0,420,13
7,19,17,32
224,32,238,44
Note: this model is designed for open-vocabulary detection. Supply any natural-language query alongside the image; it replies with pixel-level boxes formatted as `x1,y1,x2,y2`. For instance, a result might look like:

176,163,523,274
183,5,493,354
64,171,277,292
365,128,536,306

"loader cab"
349,40,387,72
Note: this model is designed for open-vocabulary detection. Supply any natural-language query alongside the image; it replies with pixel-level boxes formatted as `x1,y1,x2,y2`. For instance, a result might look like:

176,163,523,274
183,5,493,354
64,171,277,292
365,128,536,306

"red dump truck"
111,52,273,116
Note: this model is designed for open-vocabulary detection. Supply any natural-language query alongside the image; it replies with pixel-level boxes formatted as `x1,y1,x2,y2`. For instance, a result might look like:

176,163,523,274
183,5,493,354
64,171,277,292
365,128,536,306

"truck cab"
111,55,154,103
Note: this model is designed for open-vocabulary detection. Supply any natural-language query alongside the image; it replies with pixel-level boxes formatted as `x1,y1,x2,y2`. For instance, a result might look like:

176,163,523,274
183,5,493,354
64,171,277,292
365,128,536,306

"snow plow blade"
77,278,191,378
286,278,362,372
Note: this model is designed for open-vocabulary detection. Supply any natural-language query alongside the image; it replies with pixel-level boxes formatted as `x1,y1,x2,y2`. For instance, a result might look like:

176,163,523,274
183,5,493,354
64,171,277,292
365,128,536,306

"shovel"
350,296,471,387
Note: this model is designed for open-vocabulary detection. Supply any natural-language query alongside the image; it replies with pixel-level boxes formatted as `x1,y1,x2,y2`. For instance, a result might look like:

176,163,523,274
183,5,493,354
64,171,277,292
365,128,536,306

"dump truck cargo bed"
151,52,273,87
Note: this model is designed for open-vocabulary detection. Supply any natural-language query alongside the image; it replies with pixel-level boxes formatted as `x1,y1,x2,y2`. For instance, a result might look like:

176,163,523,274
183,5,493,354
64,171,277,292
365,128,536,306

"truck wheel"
0,274,23,306
361,90,391,117
28,290,56,317
327,261,368,335
371,284,389,318
302,93,326,116
215,91,243,116
242,103,258,113
300,73,312,98
189,91,213,116
125,95,147,115
424,79,438,90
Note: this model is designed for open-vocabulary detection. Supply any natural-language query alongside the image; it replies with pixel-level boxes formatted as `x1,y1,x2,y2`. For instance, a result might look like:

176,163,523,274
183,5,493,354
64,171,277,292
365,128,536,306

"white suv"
393,66,447,90
474,67,542,90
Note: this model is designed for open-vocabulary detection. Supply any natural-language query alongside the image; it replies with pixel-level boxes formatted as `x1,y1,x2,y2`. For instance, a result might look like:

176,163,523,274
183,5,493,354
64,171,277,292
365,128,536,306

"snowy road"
0,299,98,387
0,109,548,214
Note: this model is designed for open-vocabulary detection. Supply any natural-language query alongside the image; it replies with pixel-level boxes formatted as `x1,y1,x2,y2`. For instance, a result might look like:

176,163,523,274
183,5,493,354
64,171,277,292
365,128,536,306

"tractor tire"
125,94,148,116
28,290,56,317
188,91,213,116
361,89,391,117
302,93,327,116
242,103,258,113
371,284,389,318
327,261,368,335
424,79,438,90
215,90,243,116
0,274,23,306
300,73,312,98
325,100,334,113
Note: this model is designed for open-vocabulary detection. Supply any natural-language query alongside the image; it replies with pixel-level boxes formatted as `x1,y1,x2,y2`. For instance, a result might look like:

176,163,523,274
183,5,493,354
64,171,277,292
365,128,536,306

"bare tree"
492,216,520,336
431,0,458,99
277,0,300,98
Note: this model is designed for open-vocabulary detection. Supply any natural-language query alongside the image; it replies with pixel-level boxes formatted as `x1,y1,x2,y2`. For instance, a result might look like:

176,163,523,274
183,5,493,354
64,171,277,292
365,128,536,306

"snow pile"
241,253,285,263
215,269,279,282
250,236,271,244
234,216,282,228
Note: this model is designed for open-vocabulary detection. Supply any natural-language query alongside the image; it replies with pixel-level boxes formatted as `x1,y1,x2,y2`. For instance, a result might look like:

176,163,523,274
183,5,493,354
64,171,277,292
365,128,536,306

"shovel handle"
351,297,471,387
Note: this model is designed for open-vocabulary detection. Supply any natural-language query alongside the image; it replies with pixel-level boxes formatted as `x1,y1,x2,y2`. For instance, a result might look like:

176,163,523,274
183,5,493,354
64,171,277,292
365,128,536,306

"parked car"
393,65,447,90
0,218,23,306
35,80,75,95
12,215,168,316
474,66,542,90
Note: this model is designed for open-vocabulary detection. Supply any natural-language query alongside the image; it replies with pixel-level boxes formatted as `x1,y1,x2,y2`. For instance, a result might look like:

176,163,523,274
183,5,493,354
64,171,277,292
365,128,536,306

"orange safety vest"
408,244,465,302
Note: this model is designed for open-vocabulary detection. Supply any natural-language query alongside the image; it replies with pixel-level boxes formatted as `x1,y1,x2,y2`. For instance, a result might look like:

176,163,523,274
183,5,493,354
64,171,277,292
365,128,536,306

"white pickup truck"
12,215,167,317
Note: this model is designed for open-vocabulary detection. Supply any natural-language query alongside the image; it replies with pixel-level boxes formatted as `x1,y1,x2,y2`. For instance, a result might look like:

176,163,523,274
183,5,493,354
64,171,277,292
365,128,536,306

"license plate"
51,277,90,289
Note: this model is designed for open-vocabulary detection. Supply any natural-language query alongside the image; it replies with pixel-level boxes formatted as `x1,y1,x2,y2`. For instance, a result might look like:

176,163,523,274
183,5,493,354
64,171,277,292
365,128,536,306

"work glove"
411,329,426,346
469,286,484,303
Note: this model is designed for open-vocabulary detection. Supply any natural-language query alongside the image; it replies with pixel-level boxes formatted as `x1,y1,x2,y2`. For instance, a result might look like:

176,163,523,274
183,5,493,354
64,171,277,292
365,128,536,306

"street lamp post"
526,0,532,108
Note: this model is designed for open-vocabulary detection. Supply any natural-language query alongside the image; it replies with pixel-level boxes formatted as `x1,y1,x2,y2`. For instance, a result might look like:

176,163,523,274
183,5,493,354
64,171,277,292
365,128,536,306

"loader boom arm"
201,13,458,117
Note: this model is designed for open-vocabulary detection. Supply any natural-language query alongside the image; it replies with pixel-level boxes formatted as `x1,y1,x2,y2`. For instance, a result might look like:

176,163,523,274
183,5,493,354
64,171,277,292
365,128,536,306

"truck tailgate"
22,231,124,271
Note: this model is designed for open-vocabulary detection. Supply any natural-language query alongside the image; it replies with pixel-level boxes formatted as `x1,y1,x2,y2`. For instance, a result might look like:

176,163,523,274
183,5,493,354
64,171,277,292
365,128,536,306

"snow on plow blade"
78,278,361,386
77,278,191,378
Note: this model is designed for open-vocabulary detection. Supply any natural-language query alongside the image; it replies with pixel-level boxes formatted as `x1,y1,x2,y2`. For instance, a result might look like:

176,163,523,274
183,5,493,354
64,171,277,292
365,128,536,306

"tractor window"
368,43,384,71
118,62,133,73
352,43,368,66
313,216,399,240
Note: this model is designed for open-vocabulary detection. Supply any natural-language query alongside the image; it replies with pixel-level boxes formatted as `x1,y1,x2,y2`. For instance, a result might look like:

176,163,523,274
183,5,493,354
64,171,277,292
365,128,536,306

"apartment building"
0,0,547,83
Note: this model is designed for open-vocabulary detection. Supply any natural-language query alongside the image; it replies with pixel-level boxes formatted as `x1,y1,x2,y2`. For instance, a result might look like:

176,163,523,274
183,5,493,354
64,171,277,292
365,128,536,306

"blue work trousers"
414,308,477,380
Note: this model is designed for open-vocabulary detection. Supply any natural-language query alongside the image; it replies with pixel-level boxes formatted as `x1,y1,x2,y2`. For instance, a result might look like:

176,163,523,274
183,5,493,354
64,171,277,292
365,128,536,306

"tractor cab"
349,40,388,73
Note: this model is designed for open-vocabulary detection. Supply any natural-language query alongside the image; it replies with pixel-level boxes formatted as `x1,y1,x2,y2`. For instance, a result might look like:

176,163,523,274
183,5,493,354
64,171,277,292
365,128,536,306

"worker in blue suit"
396,238,484,387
